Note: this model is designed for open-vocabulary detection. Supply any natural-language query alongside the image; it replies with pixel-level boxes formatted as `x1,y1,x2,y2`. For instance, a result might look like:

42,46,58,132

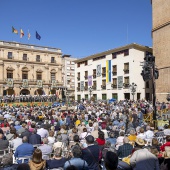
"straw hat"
135,138,145,146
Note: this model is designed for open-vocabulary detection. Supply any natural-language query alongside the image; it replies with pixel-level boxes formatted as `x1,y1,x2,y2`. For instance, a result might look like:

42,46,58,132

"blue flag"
36,31,41,40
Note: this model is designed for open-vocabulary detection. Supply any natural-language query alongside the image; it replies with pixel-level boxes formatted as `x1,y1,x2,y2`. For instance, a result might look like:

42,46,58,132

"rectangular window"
85,71,88,79
77,95,81,101
7,71,13,78
124,63,129,74
77,72,80,81
93,69,96,78
37,73,42,80
51,57,55,63
51,73,55,81
23,54,27,61
93,94,97,100
22,72,28,79
102,79,106,86
112,93,118,100
124,77,129,87
112,65,117,75
112,78,117,85
93,81,97,90
124,49,129,56
112,53,117,59
8,52,12,59
85,82,88,90
36,55,40,62
146,81,149,88
102,94,107,100
102,67,106,77
85,94,88,99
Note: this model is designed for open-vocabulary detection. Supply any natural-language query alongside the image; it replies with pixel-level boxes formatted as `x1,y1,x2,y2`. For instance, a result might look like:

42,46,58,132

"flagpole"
126,24,129,44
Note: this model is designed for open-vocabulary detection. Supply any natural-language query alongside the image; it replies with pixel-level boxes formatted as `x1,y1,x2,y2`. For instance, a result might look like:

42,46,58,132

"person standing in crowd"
82,135,101,170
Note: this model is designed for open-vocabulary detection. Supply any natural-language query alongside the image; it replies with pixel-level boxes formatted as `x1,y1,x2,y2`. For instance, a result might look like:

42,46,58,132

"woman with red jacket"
96,131,106,146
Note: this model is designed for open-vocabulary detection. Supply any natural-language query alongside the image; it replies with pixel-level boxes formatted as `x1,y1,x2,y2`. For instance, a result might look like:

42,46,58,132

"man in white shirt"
145,126,154,143
37,125,49,139
10,133,23,150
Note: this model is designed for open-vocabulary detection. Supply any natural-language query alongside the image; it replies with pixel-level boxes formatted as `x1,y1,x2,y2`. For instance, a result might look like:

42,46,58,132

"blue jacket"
29,134,41,145
14,143,34,163
64,158,89,170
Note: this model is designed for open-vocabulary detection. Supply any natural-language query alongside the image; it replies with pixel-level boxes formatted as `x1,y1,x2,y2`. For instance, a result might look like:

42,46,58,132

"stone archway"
6,88,15,95
34,89,44,95
20,89,30,95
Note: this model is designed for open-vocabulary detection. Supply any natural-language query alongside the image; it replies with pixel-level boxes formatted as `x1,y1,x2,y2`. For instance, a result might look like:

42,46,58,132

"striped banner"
106,60,112,83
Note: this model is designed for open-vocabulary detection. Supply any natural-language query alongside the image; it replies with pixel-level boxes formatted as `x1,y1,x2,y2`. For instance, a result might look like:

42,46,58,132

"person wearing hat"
130,138,159,170
82,135,101,170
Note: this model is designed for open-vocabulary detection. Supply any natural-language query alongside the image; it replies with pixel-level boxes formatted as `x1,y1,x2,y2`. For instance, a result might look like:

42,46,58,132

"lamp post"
89,87,93,100
129,82,137,100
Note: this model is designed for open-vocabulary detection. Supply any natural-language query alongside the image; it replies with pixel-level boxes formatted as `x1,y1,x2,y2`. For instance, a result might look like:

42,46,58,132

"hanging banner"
7,78,13,87
106,60,112,83
22,79,28,88
88,75,92,86
52,80,57,88
96,64,101,77
37,80,43,88
118,76,123,88
80,81,84,91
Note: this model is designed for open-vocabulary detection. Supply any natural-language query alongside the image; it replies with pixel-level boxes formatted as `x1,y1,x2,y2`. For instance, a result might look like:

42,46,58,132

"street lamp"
89,87,93,100
129,82,137,100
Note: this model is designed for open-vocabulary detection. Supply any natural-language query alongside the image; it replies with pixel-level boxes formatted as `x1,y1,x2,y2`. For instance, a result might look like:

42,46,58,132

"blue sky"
0,0,152,58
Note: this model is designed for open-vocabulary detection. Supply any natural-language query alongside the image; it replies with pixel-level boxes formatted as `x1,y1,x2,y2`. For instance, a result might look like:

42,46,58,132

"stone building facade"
0,41,63,97
152,0,170,101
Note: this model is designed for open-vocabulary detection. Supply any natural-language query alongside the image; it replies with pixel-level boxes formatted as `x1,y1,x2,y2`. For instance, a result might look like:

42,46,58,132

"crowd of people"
0,99,169,170
1,94,58,103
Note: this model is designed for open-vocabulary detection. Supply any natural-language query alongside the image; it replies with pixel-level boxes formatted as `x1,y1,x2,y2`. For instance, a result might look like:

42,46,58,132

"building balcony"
93,75,96,79
92,86,96,90
123,83,129,88
77,77,80,81
51,60,56,63
123,69,129,74
101,85,106,90
77,87,80,91
84,76,88,80
84,86,88,91
111,84,117,88
102,73,106,77
112,72,117,76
